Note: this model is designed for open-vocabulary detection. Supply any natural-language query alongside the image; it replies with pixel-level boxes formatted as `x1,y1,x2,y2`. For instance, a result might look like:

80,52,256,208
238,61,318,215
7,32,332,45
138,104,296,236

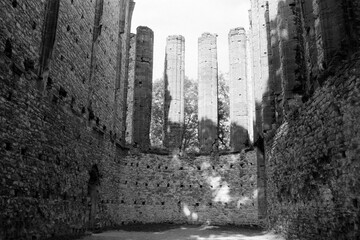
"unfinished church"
0,0,359,239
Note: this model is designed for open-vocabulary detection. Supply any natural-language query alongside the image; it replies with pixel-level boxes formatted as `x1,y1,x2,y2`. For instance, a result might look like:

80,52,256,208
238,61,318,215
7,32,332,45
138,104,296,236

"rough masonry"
163,35,185,150
132,26,154,150
249,0,360,239
198,33,219,153
228,27,249,151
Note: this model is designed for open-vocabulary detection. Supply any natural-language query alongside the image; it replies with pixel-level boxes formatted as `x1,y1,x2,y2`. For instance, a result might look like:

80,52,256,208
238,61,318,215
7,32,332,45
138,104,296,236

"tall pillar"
132,26,154,150
198,33,218,153
250,0,270,219
163,35,185,150
228,27,249,151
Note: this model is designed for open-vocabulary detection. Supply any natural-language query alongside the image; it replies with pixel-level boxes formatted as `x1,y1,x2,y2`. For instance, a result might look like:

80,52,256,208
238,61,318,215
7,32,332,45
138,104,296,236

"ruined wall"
0,0,135,239
228,28,249,151
198,33,219,153
266,56,360,240
250,0,360,239
163,35,185,150
132,26,154,150
108,152,259,225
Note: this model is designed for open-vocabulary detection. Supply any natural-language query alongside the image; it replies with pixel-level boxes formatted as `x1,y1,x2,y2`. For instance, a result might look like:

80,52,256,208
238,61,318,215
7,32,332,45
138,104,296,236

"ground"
79,224,284,240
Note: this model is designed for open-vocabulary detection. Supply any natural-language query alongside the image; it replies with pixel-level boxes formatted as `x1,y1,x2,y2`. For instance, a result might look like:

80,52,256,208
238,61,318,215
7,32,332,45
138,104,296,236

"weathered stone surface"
228,27,249,151
132,26,154,150
163,35,185,150
126,33,136,144
198,33,219,153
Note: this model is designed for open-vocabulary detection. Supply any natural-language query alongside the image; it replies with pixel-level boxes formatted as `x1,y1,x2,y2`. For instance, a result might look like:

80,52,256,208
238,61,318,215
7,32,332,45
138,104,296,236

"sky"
131,0,251,81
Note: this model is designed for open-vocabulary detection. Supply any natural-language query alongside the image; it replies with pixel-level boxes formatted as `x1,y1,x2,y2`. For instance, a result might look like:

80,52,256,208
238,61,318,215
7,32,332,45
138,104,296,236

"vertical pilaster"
125,33,136,144
114,0,135,142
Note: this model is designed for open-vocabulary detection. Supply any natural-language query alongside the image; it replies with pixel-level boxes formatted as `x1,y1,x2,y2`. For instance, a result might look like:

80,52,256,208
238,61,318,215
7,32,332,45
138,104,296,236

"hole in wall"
12,0,17,8
4,39,12,58
32,21,37,30
67,25,71,32
59,86,67,100
6,91,12,101
20,147,28,155
4,142,12,151
52,95,58,104
46,77,53,89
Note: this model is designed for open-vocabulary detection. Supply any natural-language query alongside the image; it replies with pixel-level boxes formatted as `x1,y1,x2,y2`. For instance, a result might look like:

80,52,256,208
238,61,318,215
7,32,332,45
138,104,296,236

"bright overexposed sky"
131,0,251,81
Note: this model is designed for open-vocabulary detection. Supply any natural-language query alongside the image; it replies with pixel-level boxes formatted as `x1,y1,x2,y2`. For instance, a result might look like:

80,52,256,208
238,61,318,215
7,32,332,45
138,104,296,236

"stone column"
228,27,249,151
250,0,270,219
163,35,185,150
198,33,218,153
132,26,154,150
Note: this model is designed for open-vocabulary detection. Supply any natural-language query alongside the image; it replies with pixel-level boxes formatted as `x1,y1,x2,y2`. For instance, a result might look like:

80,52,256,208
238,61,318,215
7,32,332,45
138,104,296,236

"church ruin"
0,0,359,239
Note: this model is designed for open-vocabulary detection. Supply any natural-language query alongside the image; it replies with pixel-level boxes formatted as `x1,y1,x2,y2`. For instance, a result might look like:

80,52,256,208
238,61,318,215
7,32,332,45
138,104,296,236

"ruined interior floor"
79,224,284,240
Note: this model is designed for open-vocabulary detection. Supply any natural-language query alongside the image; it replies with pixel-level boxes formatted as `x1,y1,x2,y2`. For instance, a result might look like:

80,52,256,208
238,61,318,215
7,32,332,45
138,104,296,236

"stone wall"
266,55,360,240
198,33,219,153
250,0,360,239
163,35,185,150
0,0,135,239
109,151,259,225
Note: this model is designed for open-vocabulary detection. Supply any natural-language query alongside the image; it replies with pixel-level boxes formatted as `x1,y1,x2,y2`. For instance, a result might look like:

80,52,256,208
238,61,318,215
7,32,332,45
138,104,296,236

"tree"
218,73,230,150
181,78,199,152
150,79,164,147
150,77,199,151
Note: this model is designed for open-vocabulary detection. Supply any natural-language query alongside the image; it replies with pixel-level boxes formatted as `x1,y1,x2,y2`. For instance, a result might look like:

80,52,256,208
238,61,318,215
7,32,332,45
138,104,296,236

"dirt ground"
79,224,284,240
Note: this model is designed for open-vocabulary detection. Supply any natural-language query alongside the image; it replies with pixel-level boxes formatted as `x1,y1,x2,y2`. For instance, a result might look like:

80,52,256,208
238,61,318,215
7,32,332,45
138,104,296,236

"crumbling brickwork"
163,35,185,150
132,26,154,150
228,28,249,151
198,33,219,153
